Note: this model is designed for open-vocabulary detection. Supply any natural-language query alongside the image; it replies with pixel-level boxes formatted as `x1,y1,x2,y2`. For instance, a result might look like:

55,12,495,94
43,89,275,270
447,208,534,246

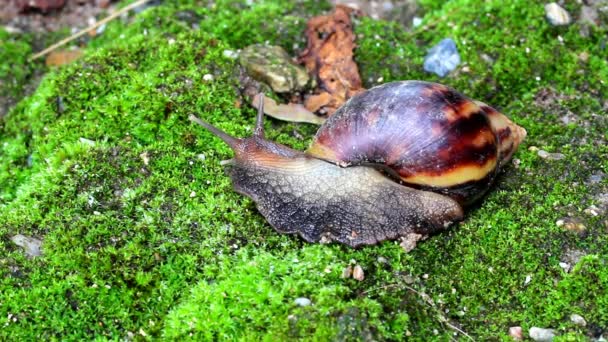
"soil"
0,0,119,118
1,0,116,33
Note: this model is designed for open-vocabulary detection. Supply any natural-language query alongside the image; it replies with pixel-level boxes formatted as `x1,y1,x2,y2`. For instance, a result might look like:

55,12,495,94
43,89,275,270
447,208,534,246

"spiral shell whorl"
307,81,524,204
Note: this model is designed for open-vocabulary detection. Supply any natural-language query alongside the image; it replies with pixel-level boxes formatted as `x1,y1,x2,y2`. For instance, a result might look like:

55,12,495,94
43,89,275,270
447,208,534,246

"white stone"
294,297,311,307
222,50,239,59
545,3,571,26
570,314,586,327
529,327,556,341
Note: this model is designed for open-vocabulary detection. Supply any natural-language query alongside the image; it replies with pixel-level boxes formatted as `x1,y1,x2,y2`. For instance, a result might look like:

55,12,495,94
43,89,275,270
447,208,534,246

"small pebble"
570,313,586,327
512,158,521,168
480,53,494,64
139,151,150,166
588,172,604,184
203,74,213,81
579,6,598,26
559,262,570,272
341,265,352,279
583,205,600,216
11,235,43,257
563,248,586,266
3,25,22,34
400,233,425,252
545,3,571,26
402,275,415,284
79,137,96,146
529,327,556,342
353,265,365,281
294,297,311,307
524,275,532,285
423,38,461,77
412,17,422,27
557,217,586,234
537,150,565,160
189,191,196,198
509,326,523,341
222,49,239,59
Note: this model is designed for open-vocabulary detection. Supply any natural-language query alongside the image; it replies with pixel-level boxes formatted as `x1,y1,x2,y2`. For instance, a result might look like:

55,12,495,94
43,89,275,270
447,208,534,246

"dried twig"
29,0,153,61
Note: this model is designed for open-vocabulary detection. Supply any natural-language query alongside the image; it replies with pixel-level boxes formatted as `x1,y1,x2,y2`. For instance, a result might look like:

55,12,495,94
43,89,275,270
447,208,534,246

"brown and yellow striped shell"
307,81,526,205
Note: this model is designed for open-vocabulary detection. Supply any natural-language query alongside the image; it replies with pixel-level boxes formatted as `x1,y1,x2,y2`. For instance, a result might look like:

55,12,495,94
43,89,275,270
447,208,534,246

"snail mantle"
190,81,526,248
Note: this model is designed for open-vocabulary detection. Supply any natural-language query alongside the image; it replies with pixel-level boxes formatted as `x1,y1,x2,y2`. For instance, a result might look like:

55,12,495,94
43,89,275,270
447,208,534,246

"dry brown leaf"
298,5,365,116
45,49,83,66
253,94,325,125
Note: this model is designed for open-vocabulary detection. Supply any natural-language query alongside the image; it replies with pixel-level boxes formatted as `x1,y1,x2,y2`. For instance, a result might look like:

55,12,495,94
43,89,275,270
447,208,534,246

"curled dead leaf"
253,93,325,125
298,5,365,116
46,49,83,66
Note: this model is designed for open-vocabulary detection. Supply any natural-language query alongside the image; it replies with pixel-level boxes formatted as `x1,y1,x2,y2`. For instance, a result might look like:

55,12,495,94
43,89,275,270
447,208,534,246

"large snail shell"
307,81,526,205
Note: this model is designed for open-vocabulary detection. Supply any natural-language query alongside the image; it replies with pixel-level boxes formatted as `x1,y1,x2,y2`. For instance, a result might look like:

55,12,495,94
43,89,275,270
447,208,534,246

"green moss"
1,0,607,340
0,29,33,98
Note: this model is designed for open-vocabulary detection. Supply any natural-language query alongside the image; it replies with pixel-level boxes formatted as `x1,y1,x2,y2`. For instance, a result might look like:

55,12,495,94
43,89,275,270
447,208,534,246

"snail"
189,81,526,247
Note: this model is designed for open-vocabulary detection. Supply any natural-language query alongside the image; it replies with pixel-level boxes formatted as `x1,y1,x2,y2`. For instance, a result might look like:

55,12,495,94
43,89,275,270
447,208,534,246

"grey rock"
239,44,309,93
545,3,571,26
294,297,311,307
423,38,460,77
570,313,587,327
11,234,43,257
537,150,565,160
588,171,605,184
341,265,353,279
580,5,599,26
562,248,586,266
400,233,424,252
529,327,557,342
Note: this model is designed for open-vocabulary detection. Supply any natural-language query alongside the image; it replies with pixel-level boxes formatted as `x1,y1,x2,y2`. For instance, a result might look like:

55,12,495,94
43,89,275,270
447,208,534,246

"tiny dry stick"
29,0,152,61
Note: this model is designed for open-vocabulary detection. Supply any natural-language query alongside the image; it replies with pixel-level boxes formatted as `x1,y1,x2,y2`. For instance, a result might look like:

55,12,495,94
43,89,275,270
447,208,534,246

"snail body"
190,81,526,247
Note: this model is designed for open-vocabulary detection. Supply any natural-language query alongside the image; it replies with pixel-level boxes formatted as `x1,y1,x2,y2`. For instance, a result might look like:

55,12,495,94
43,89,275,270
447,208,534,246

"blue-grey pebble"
423,38,461,77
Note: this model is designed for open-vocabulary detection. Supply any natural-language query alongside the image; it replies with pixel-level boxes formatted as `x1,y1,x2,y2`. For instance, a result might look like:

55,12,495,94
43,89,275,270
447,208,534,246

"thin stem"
30,0,153,61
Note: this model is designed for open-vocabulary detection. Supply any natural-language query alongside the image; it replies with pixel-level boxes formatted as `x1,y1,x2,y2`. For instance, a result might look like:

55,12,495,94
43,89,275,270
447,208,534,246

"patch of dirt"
1,0,117,33
0,1,121,119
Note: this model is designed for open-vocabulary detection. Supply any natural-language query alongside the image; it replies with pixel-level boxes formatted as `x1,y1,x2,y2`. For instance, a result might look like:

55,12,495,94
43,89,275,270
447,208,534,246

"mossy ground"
1,0,607,340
